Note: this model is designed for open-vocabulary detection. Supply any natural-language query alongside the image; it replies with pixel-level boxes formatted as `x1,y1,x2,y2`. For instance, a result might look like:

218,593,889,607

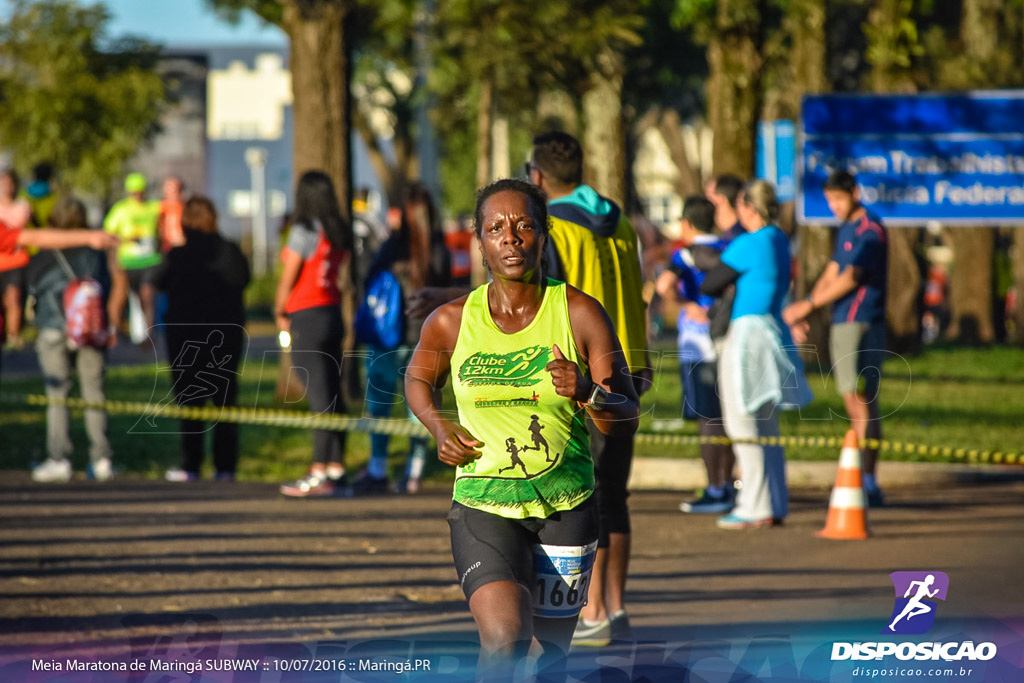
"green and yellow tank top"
450,279,593,519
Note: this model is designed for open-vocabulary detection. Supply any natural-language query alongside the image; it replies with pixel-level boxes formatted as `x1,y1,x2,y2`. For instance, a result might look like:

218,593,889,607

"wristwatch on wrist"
582,382,609,411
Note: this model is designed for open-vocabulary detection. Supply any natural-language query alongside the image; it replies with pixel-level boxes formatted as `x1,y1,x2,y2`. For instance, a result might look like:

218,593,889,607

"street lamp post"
245,147,269,277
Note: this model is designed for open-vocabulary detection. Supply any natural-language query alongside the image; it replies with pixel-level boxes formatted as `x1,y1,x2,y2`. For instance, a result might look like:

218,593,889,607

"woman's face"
736,192,761,232
478,190,545,282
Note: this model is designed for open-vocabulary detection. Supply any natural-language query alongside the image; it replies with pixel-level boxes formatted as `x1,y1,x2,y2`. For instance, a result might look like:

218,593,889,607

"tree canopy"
0,0,166,194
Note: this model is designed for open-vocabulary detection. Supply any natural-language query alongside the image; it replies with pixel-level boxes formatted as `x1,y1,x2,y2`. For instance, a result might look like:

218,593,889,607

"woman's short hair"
741,179,781,225
182,196,219,235
49,195,87,230
473,178,549,238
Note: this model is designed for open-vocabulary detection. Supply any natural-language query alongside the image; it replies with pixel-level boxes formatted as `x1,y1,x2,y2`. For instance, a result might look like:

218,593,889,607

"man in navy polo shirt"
784,170,888,506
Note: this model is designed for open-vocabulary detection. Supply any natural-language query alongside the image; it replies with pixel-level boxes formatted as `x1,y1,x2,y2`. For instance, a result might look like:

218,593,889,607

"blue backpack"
355,270,404,349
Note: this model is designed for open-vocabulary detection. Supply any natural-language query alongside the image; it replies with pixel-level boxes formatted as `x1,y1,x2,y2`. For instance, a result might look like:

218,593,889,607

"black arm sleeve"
701,262,741,298
691,244,722,272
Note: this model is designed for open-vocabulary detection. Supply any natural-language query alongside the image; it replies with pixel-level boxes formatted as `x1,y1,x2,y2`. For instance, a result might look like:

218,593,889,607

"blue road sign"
757,120,797,202
799,92,1024,225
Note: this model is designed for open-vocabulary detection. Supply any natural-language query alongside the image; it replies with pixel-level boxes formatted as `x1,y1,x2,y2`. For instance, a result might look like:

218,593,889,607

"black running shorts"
447,496,598,606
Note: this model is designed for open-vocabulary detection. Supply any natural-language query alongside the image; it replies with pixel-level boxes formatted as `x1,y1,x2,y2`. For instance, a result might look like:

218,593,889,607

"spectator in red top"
0,169,32,348
158,176,187,253
276,171,355,498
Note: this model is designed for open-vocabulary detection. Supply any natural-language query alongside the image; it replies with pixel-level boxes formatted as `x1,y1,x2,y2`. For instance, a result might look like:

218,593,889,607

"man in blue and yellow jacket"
528,131,650,646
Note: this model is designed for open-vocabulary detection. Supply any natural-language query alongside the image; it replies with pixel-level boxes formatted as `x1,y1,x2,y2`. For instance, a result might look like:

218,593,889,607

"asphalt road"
1,474,1022,682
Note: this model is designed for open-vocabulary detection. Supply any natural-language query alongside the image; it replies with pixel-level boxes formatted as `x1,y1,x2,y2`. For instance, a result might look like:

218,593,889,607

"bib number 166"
536,574,589,609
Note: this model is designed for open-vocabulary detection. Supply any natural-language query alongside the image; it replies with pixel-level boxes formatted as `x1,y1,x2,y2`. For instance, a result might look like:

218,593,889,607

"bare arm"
404,298,484,468
18,229,117,251
274,249,303,333
783,261,861,325
654,269,678,301
548,287,640,436
656,268,709,324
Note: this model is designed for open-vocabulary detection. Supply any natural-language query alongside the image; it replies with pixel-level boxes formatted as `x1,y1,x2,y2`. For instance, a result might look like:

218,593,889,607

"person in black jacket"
155,196,250,481
356,182,450,494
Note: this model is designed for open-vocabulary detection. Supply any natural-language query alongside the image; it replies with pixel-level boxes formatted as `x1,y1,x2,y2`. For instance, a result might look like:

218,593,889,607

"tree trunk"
944,228,995,344
795,224,834,364
475,76,494,191
537,89,579,136
937,0,1001,345
787,0,827,105
352,107,402,207
785,0,830,363
886,228,922,353
653,108,702,200
1011,228,1024,343
283,1,352,217
865,0,919,95
282,1,357,402
492,116,510,180
962,0,1002,63
707,0,762,178
866,0,921,352
582,45,626,206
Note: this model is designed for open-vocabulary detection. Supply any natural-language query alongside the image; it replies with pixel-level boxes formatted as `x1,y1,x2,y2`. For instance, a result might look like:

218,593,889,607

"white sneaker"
90,458,113,481
32,459,72,483
165,468,199,482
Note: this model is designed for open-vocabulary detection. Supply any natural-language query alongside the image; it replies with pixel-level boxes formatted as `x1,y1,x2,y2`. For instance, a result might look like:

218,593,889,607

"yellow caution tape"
1,392,1020,466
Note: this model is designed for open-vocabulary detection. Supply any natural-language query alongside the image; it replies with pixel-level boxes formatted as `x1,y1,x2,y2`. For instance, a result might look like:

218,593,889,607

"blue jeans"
364,345,428,480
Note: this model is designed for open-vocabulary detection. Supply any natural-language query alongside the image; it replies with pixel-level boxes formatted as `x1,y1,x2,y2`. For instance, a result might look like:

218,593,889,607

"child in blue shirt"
656,195,736,514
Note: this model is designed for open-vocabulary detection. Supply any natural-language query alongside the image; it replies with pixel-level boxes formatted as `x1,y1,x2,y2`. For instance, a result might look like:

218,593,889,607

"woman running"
405,178,639,679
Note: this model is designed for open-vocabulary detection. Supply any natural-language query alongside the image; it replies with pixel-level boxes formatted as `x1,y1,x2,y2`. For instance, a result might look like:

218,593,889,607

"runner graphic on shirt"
499,437,529,476
525,414,552,461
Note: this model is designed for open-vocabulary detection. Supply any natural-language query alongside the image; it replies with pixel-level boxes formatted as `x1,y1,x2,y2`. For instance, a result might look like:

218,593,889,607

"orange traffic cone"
817,430,870,540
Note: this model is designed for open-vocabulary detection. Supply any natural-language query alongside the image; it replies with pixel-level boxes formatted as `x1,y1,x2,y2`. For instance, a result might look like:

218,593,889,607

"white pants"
719,338,788,521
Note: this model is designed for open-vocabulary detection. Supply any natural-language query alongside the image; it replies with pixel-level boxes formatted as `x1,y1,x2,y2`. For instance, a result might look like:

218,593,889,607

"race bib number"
531,541,597,618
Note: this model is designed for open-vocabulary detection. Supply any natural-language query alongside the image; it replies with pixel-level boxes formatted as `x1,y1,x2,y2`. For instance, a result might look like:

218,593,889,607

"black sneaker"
680,490,734,514
866,488,885,508
350,472,390,496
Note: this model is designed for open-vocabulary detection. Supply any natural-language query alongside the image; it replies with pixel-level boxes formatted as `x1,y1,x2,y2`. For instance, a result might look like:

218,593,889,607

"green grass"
0,359,434,483
635,341,1024,461
2,342,1021,480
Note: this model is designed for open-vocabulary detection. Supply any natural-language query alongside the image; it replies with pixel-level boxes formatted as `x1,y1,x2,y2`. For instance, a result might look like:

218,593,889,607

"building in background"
130,46,386,269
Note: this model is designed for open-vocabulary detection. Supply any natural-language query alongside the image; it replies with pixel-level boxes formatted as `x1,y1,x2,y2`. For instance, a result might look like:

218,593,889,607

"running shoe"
280,470,342,497
165,468,199,482
32,458,72,483
610,610,633,640
349,471,390,496
89,458,113,482
716,513,779,530
397,477,421,494
680,490,733,514
571,616,611,647
866,488,885,508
